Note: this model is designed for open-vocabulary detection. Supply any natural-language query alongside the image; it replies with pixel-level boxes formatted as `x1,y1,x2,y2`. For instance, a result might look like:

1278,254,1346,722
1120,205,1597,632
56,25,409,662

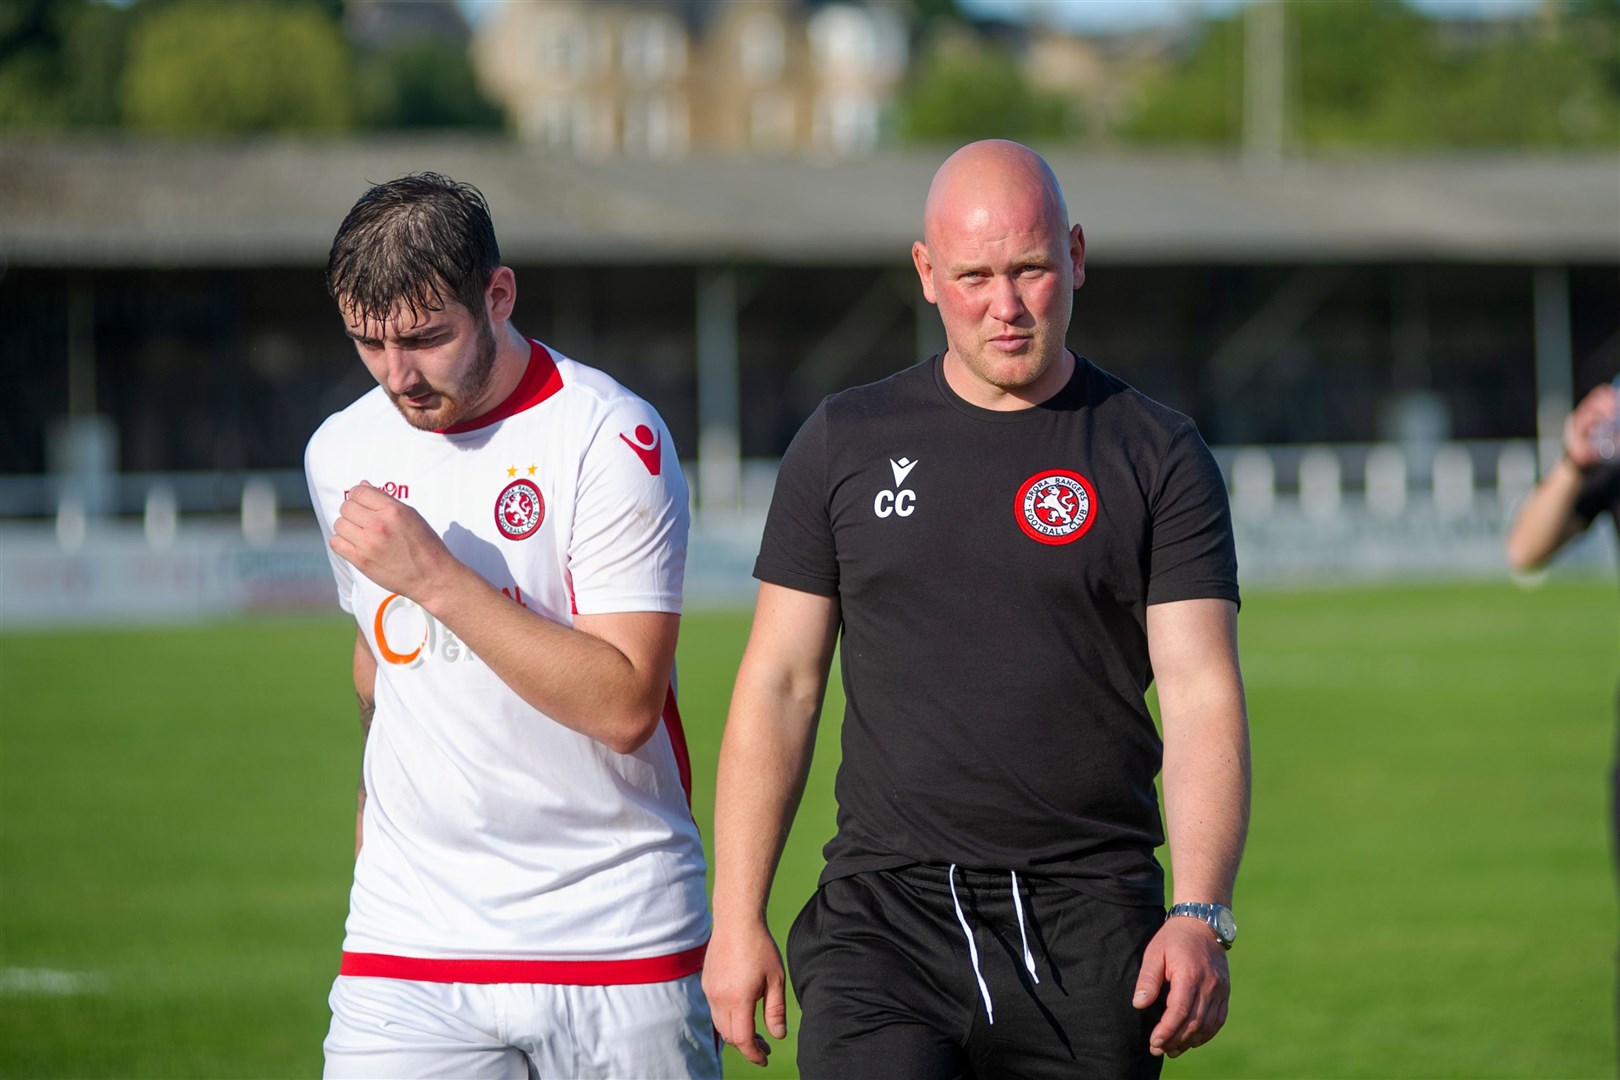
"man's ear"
1070,224,1086,292
911,241,938,305
486,266,517,323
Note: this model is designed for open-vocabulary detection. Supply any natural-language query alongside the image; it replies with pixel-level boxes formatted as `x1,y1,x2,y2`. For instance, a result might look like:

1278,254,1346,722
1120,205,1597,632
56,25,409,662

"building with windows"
472,0,908,159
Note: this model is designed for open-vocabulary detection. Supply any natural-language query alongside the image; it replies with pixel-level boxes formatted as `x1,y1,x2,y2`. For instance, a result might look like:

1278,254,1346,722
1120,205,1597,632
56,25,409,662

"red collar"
435,340,563,435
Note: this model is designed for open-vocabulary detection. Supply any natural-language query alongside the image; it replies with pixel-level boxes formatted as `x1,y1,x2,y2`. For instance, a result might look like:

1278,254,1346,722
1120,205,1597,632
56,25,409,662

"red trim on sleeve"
339,943,706,985
436,340,563,435
660,685,694,808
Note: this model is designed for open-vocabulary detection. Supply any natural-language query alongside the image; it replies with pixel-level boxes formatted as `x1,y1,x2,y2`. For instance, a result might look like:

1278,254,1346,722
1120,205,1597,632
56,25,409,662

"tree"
121,1,356,134
904,0,964,40
1120,16,1243,145
0,0,135,130
357,40,504,130
1121,0,1620,151
900,32,1069,144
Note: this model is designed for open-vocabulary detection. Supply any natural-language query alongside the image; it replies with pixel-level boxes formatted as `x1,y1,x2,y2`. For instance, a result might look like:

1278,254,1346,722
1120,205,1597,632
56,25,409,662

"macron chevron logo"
890,457,918,487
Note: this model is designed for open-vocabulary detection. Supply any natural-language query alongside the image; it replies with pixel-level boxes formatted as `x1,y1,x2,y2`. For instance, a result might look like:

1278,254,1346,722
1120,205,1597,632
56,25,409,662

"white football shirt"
304,340,708,984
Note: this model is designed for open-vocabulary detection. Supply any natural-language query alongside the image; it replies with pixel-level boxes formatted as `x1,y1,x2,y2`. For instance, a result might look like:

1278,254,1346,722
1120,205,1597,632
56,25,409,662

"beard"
391,317,500,431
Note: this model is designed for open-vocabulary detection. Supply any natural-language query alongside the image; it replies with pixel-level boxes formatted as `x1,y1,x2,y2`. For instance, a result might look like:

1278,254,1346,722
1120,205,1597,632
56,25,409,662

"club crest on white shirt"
1015,469,1098,545
495,478,545,540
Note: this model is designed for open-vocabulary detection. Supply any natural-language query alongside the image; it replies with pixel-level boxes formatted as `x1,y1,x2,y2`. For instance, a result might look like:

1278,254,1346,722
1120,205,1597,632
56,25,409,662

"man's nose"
988,276,1027,322
382,345,421,393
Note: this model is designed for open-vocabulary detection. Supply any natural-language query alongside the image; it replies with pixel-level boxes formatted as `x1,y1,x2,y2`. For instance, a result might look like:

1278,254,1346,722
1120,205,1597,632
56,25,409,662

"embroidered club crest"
494,479,545,540
1015,469,1098,545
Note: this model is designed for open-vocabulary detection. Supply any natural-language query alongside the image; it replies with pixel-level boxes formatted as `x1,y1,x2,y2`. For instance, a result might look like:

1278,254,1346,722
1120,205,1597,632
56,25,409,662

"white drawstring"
1010,871,1039,985
948,864,995,1024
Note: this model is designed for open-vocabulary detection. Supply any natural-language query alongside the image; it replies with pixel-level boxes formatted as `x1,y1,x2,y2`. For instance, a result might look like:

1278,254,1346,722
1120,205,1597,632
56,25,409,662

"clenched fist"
330,482,460,604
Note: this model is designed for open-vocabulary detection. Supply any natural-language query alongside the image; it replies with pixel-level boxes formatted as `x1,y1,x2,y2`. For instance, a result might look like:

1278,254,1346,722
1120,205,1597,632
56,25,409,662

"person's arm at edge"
1133,597,1250,1060
703,582,841,1068
1506,383,1616,571
1507,457,1588,571
330,482,677,754
352,626,376,858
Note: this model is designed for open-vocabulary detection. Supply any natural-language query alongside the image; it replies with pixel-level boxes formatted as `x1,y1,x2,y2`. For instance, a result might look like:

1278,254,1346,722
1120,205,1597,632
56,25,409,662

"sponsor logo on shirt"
373,592,475,667
619,424,663,476
343,480,410,500
874,456,918,518
371,587,528,667
1015,469,1098,545
494,478,545,540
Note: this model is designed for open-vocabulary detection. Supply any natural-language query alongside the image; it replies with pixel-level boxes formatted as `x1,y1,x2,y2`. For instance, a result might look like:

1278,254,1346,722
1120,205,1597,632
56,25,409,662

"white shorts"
323,973,721,1079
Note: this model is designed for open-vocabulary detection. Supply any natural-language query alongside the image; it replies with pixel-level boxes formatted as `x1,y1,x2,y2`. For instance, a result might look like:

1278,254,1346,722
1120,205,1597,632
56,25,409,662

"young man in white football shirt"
304,173,718,1079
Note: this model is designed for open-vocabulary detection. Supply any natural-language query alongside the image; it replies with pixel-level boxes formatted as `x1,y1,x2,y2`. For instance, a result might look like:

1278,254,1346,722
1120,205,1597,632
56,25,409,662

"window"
808,5,905,81
622,16,685,84
749,91,795,154
739,12,785,83
624,94,689,159
524,96,613,156
538,16,593,80
813,90,879,156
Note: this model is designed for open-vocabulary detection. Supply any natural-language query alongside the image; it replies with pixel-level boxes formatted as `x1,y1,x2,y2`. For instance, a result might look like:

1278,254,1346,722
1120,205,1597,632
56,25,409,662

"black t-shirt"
754,354,1239,906
1575,463,1620,533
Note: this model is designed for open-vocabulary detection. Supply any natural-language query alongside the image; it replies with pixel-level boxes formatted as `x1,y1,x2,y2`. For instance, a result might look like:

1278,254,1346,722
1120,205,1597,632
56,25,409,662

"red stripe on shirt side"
435,340,564,435
662,684,693,808
339,943,706,985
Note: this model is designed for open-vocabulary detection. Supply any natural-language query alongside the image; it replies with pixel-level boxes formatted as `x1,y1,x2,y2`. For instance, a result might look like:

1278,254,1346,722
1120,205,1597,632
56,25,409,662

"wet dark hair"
325,172,501,326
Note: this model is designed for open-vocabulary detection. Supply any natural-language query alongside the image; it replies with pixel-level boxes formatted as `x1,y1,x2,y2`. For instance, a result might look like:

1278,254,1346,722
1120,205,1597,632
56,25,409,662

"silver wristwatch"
1167,902,1237,950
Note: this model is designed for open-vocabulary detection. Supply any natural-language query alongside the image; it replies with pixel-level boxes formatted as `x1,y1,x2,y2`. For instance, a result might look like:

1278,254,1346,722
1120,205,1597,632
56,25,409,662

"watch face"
1215,907,1237,942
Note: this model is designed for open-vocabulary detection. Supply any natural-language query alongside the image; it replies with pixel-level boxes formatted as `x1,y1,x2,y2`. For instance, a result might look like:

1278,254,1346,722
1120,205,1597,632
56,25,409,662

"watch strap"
1167,902,1235,949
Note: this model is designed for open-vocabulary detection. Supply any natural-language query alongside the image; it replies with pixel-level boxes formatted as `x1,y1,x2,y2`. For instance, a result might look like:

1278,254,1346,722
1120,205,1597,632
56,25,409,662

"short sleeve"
1573,462,1620,528
754,402,839,596
568,400,690,615
1145,421,1240,609
304,433,356,614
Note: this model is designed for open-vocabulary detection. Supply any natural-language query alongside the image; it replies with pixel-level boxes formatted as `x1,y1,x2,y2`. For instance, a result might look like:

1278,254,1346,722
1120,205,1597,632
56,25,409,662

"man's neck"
465,322,532,422
943,348,1074,412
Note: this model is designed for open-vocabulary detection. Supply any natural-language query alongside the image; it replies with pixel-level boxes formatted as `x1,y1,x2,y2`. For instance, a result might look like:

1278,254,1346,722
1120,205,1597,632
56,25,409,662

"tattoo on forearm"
356,694,375,801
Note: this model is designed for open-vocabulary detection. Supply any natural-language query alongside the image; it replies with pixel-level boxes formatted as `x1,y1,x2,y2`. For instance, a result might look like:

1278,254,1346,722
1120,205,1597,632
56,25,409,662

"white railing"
1214,440,1543,522
2,441,1614,626
0,439,1560,530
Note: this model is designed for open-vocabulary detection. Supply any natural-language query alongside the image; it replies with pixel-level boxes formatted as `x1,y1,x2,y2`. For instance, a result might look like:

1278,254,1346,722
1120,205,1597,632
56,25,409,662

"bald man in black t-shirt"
702,141,1251,1078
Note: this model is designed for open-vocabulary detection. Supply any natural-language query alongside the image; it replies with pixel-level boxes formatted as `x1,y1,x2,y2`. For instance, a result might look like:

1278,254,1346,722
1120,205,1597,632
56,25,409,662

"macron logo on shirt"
619,425,662,476
875,456,918,518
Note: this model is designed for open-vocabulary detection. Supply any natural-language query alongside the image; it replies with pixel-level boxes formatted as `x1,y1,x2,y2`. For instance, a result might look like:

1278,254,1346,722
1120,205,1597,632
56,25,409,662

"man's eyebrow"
949,253,1054,273
344,324,449,343
392,325,450,343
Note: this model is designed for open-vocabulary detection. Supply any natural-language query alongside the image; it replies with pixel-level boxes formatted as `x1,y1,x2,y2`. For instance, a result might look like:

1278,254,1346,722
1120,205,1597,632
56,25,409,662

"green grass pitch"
1,580,1615,1077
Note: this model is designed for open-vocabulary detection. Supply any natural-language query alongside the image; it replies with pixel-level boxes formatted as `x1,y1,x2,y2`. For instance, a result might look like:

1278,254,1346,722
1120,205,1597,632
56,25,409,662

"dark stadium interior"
3,261,1616,483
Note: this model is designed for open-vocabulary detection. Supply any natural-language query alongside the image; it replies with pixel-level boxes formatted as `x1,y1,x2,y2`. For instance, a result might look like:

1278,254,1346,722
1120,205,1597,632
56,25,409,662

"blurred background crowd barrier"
1,0,1617,625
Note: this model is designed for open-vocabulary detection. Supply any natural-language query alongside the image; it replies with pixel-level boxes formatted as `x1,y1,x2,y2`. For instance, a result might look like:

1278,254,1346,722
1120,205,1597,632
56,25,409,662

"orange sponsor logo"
373,593,428,666
371,587,527,667
372,592,474,667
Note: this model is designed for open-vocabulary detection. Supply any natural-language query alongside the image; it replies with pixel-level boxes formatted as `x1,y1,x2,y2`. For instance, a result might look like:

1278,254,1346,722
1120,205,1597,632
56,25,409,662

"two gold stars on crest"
506,465,538,479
